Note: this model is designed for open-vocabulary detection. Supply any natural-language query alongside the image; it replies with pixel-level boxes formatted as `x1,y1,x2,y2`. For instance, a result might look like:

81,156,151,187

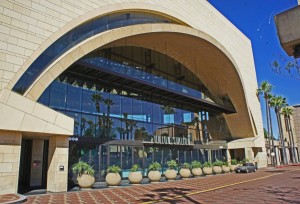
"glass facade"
13,12,179,95
36,37,232,181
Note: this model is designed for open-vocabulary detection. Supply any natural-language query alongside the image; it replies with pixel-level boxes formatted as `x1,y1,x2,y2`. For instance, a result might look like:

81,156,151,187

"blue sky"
208,0,299,138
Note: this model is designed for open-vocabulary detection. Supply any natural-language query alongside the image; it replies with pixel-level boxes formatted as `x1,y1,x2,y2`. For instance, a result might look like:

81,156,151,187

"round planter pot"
203,167,213,175
213,166,222,174
105,173,121,186
128,172,143,184
179,168,191,178
222,166,230,173
165,169,177,180
191,168,202,176
148,170,161,182
230,165,238,171
77,174,95,188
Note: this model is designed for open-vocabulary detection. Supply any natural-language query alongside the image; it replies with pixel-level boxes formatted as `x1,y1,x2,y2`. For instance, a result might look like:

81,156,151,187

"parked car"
235,163,257,173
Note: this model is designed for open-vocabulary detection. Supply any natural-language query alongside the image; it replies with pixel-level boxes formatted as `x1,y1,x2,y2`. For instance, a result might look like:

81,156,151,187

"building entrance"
18,139,48,193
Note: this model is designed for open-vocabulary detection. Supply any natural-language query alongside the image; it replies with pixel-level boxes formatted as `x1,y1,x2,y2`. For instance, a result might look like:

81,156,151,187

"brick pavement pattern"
25,166,300,204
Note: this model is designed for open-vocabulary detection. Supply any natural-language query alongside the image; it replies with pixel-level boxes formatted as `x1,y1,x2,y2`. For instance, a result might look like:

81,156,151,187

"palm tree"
270,95,288,164
91,92,103,137
257,81,274,165
267,94,277,166
281,106,297,163
103,98,114,137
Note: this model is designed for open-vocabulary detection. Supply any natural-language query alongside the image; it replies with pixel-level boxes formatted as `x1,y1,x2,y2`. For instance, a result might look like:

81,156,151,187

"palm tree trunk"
277,111,287,164
285,116,295,163
268,103,277,166
265,98,272,166
288,116,298,162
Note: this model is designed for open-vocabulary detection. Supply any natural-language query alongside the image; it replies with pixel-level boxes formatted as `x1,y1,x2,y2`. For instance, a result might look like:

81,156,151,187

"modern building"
278,105,300,164
275,3,300,58
0,0,266,194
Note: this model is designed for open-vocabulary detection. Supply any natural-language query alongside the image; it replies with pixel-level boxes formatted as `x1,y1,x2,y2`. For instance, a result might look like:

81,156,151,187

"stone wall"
0,131,21,194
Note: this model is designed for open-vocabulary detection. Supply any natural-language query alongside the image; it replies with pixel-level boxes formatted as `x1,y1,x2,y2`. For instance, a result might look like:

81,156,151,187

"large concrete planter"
191,168,202,176
105,173,121,186
148,170,161,182
77,174,95,188
128,172,143,184
203,167,213,175
179,169,191,178
165,169,177,180
213,166,222,174
222,166,230,173
230,165,238,171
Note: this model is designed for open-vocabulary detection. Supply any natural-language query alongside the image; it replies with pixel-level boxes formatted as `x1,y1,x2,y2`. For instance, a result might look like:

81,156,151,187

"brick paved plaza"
23,166,300,204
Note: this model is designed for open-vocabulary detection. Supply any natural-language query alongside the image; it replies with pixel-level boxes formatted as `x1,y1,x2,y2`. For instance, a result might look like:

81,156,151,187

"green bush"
241,158,249,164
213,160,223,167
72,161,95,176
223,161,229,167
191,161,202,168
149,162,161,171
130,164,140,172
203,161,213,168
167,160,178,169
107,165,121,173
230,159,238,165
181,162,190,169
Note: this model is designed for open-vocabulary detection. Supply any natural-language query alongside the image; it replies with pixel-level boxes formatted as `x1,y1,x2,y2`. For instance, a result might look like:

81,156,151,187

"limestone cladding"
0,0,263,139
0,131,21,194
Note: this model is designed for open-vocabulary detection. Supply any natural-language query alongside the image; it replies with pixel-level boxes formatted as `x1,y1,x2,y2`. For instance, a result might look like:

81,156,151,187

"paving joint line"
141,169,300,204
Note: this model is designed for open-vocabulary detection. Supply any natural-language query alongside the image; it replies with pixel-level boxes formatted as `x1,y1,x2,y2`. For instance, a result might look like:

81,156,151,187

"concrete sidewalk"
21,166,300,204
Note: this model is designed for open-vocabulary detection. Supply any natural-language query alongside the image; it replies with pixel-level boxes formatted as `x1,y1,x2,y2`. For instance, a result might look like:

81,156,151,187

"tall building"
0,0,266,194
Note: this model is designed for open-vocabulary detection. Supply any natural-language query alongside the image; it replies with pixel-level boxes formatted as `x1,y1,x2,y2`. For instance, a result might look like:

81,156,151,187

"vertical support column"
245,147,254,162
226,149,231,162
47,135,69,193
0,131,22,194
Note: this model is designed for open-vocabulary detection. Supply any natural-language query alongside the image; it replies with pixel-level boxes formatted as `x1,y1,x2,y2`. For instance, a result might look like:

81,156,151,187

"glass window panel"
142,101,152,122
175,109,184,125
132,98,142,121
81,114,96,137
99,145,108,180
82,88,96,113
152,103,162,124
121,96,132,118
144,147,153,176
183,113,192,123
110,94,121,118
133,147,144,169
100,92,109,115
65,111,81,136
49,81,66,109
109,145,121,167
163,114,174,124
121,146,132,178
66,84,82,111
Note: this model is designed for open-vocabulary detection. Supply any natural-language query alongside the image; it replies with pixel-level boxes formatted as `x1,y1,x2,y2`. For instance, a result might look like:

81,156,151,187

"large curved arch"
23,23,256,139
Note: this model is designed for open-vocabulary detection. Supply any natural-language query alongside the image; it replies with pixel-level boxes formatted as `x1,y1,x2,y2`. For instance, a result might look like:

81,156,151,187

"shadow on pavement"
139,187,203,204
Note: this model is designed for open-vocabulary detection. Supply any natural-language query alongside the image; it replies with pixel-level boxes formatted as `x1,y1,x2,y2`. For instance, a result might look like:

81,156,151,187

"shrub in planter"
213,160,223,174
106,165,121,186
222,161,230,173
230,159,238,171
202,161,213,175
179,163,191,178
191,160,202,176
72,161,95,188
165,160,178,180
148,162,161,182
128,164,143,184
